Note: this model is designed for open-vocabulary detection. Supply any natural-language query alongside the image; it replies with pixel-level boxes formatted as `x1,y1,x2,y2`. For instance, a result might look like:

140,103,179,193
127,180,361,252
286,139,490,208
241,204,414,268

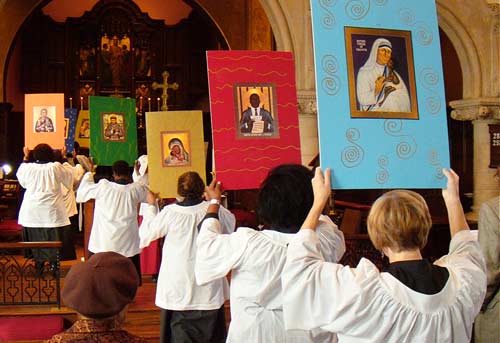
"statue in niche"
79,44,96,79
101,34,130,88
135,47,151,78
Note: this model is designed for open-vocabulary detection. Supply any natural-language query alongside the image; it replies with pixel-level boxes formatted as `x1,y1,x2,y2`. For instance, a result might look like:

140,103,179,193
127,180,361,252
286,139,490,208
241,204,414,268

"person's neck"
384,247,422,263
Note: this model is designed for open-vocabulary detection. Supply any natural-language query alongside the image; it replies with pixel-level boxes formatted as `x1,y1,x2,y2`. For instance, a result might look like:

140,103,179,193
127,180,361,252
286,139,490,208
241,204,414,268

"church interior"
0,0,498,342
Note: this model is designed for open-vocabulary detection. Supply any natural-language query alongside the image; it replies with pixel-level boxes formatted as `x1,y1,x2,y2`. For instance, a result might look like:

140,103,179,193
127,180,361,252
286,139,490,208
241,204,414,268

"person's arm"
441,168,469,237
195,178,247,285
138,202,167,249
316,214,346,263
301,168,332,231
75,172,99,202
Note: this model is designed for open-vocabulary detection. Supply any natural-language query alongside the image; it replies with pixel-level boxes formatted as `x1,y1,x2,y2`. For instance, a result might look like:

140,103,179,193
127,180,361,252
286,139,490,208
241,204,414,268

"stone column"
450,98,500,217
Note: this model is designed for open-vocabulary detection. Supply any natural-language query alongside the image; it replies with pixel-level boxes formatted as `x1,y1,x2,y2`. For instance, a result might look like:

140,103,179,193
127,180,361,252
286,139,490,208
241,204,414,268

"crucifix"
152,70,179,111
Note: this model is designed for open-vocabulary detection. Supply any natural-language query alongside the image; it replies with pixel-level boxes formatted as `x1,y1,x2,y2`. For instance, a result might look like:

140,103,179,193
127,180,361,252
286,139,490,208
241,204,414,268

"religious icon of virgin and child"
165,138,190,166
239,93,274,134
356,38,411,113
34,108,55,133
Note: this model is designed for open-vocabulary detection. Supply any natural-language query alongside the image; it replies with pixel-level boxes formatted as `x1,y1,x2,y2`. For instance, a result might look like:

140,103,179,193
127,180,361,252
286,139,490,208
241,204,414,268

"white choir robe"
61,162,85,217
17,162,73,228
76,172,149,257
139,202,236,311
195,215,346,343
283,229,487,343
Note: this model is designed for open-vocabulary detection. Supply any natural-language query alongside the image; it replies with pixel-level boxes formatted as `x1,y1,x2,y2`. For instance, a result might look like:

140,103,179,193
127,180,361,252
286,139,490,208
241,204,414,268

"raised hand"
205,178,223,201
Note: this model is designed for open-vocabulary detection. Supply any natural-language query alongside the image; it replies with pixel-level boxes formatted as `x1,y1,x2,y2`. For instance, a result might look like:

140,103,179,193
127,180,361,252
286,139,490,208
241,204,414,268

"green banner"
89,96,137,166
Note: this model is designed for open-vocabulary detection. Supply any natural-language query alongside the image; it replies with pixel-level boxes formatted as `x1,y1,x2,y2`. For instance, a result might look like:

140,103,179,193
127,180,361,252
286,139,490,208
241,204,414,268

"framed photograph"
101,112,126,142
345,27,418,119
33,106,56,133
233,83,279,138
161,131,191,167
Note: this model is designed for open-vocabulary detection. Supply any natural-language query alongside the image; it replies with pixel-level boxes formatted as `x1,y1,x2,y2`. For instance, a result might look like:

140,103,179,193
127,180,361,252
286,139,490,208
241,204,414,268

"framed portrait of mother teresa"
345,27,418,119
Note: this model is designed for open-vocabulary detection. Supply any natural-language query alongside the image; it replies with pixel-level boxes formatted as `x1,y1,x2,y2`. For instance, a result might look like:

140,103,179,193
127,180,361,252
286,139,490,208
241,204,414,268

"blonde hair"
367,190,432,252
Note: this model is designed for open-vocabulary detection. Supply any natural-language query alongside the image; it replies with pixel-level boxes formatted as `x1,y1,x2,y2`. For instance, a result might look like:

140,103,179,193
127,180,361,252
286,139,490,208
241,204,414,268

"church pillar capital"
450,97,500,215
449,97,500,121
297,90,317,117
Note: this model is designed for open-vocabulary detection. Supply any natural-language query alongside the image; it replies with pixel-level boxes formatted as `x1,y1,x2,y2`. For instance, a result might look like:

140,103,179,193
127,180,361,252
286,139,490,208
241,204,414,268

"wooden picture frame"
345,27,418,119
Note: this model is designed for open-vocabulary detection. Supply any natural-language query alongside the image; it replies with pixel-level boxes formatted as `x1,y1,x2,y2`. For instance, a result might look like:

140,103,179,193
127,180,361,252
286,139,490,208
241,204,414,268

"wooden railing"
0,241,62,307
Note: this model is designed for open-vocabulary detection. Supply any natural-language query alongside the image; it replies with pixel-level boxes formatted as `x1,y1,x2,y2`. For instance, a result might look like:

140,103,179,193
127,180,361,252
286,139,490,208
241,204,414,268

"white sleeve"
139,203,167,249
283,229,368,333
316,214,346,263
16,163,29,188
75,172,99,202
195,217,249,285
56,162,75,190
435,230,487,314
219,207,236,234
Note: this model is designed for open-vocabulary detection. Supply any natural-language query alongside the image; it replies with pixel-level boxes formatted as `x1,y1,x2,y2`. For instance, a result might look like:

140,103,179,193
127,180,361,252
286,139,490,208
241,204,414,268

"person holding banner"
196,164,345,342
282,168,486,342
76,160,152,284
139,171,235,343
17,144,74,272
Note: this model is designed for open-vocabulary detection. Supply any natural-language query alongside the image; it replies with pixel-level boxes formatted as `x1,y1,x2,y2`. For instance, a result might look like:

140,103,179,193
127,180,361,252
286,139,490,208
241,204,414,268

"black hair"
177,171,205,201
32,143,55,163
112,160,130,177
256,164,314,234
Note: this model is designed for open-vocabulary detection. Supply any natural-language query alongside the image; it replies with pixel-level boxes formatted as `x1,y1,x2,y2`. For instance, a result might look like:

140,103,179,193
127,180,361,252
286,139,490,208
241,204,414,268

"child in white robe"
139,171,235,343
196,164,346,343
283,168,486,343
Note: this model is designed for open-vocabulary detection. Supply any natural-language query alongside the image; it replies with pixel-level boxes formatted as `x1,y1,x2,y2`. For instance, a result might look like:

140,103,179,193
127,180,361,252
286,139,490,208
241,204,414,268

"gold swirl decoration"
321,55,341,96
216,84,233,90
257,71,287,77
383,119,417,160
376,154,389,184
210,55,292,62
398,8,433,46
243,157,280,162
419,67,442,115
209,67,253,74
216,145,300,154
428,150,445,179
213,127,234,133
210,100,225,105
279,102,298,108
318,0,337,29
216,166,272,173
341,128,364,168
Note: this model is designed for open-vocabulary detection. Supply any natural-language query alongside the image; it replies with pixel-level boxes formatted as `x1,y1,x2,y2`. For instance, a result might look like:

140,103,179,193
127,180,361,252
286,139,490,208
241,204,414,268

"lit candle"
69,97,73,109
148,97,151,112
80,96,84,110
157,97,160,111
139,96,143,111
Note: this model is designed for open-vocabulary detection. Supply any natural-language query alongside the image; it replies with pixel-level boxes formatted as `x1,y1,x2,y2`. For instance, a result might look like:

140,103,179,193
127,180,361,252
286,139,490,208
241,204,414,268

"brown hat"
62,252,139,319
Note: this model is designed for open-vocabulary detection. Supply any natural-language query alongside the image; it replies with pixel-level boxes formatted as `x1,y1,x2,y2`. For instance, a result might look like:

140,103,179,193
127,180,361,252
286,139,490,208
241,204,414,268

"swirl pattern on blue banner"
319,0,337,28
321,55,341,95
376,154,389,184
341,128,364,168
383,119,417,160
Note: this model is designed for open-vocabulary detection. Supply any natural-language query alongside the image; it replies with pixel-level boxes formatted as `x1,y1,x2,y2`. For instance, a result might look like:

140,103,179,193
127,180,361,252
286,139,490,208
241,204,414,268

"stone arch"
258,0,294,53
436,0,482,98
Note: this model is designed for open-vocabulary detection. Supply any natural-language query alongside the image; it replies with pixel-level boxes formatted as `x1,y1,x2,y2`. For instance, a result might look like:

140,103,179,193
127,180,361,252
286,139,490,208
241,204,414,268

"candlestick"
157,97,160,111
139,96,143,112
69,97,73,109
80,97,83,110
148,97,151,112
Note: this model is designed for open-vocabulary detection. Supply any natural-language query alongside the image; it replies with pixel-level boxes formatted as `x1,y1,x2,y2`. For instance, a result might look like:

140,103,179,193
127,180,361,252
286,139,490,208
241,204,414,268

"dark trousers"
160,306,227,343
